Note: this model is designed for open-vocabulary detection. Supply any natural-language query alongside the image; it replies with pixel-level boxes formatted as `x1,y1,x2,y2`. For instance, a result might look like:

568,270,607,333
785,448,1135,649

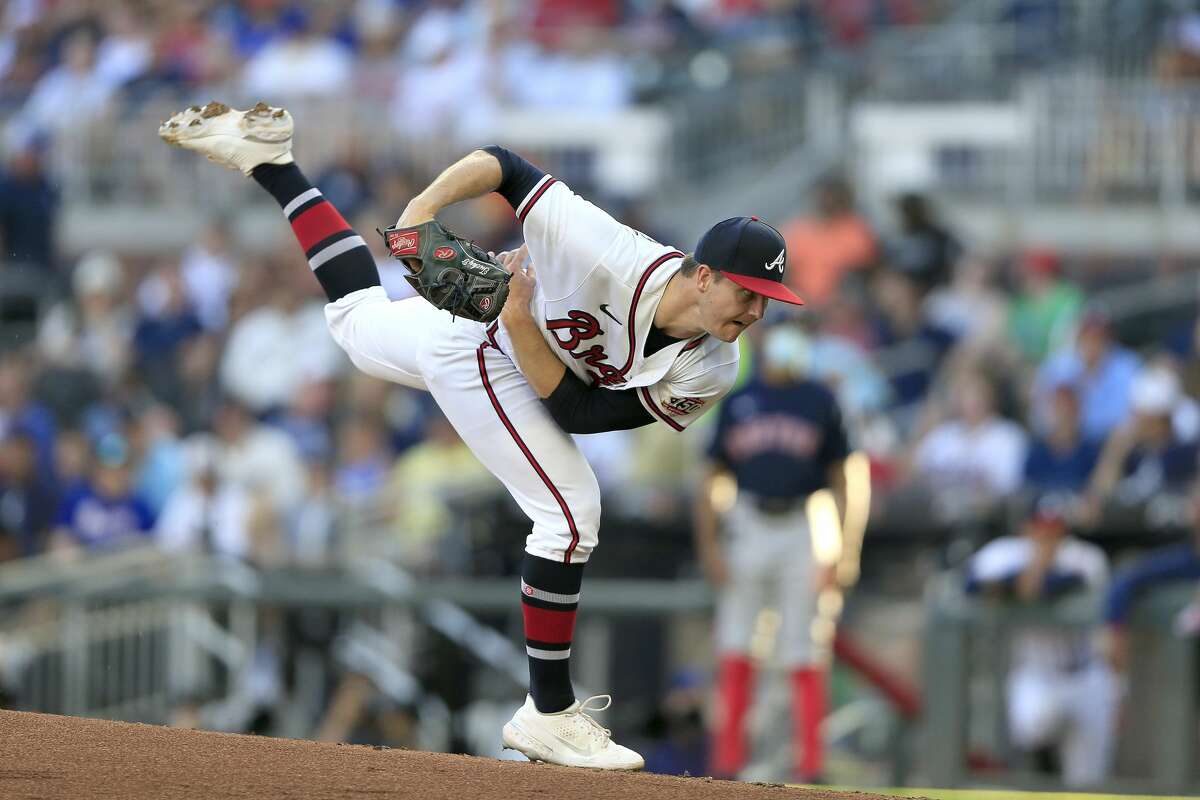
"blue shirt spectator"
1034,314,1140,442
0,356,57,485
210,3,311,59
0,430,57,558
1023,382,1101,493
0,143,59,274
51,434,154,552
56,484,154,549
1083,365,1200,517
870,271,956,409
132,407,187,516
134,265,204,405
1024,438,1101,493
807,329,891,419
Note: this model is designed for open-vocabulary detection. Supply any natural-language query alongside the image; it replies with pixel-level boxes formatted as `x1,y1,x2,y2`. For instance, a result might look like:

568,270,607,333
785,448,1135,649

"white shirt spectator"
157,480,251,559
922,258,1007,350
11,56,112,141
289,492,334,565
220,300,341,412
241,34,353,99
218,425,305,514
915,417,1028,497
507,48,631,112
180,241,237,331
37,251,132,379
390,14,494,142
0,0,42,82
391,50,493,140
93,5,152,92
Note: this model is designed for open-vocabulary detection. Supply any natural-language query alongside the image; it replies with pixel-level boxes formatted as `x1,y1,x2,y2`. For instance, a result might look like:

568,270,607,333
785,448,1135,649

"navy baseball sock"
520,553,585,713
251,162,380,302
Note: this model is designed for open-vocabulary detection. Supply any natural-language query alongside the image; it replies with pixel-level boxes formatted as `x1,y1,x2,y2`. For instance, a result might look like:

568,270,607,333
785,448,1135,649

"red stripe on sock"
522,604,577,644
291,201,351,252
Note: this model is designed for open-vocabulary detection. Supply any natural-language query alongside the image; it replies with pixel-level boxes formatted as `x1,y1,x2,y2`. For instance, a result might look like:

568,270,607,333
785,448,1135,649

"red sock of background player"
791,666,827,780
251,162,380,302
712,654,754,776
520,553,585,712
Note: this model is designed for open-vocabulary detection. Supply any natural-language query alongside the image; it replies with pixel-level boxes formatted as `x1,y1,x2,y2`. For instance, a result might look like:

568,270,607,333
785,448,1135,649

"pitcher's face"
698,268,767,342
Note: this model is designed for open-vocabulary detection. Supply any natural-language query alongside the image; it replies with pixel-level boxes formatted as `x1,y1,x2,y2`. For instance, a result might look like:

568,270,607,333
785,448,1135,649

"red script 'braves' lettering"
545,310,625,386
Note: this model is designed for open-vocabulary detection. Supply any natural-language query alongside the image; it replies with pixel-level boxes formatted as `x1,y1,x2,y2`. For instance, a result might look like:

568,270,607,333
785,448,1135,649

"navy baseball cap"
695,216,804,305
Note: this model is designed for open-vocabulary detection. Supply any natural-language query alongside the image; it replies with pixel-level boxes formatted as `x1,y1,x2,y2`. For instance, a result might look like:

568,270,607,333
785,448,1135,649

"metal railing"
862,73,1200,209
861,0,1165,102
923,572,1198,795
0,543,922,784
660,69,815,188
0,546,716,729
25,72,821,217
18,72,828,253
849,71,1200,257
1022,74,1195,206
43,94,672,211
0,549,262,722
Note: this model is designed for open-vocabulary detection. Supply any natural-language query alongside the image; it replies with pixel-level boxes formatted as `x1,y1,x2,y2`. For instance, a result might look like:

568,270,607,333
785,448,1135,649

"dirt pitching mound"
0,709,923,800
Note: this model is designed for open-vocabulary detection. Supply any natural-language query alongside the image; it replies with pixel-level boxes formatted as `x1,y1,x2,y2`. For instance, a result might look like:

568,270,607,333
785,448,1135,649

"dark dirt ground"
0,709,927,800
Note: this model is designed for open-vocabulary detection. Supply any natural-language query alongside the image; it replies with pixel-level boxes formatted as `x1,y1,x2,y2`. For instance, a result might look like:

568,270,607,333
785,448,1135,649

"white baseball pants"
715,499,820,667
324,287,601,564
1006,661,1118,787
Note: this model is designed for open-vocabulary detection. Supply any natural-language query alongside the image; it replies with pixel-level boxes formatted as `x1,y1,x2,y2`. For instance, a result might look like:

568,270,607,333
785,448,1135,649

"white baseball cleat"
157,101,294,175
502,694,644,770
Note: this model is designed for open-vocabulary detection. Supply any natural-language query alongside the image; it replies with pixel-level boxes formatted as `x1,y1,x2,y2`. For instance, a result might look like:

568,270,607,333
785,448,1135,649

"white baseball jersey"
970,535,1108,671
971,535,1117,786
323,166,739,564
505,174,740,431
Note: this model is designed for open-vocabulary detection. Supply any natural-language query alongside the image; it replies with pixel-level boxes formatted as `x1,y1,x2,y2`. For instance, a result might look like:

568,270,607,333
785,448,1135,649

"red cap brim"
722,272,805,305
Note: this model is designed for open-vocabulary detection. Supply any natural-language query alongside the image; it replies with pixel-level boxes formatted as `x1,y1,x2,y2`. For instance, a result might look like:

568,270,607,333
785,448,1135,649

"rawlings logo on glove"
378,220,511,324
386,230,420,257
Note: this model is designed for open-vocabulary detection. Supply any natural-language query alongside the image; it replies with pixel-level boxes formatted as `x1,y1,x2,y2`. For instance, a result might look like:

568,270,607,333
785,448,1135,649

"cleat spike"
154,100,293,174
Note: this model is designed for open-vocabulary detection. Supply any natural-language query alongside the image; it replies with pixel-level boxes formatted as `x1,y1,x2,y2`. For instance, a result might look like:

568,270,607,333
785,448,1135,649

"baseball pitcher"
159,102,804,769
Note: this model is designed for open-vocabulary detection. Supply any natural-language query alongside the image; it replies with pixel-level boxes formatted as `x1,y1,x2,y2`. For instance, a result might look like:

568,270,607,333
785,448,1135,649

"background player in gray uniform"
966,492,1117,787
694,325,849,782
158,101,805,770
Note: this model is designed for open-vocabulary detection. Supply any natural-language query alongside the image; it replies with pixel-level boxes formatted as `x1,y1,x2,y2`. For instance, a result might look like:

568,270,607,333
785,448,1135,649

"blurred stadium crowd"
0,0,932,139
3,0,1200,792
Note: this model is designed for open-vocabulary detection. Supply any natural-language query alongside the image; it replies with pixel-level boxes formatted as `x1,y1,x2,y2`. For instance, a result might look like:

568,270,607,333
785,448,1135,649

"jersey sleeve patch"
638,387,687,431
638,356,737,433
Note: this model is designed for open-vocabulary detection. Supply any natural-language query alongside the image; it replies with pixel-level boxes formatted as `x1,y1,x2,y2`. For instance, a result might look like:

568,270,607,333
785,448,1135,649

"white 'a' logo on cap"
765,249,785,273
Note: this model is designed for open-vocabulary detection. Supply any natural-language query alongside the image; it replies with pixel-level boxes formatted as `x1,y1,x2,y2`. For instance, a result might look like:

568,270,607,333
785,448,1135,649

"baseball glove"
378,220,511,323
